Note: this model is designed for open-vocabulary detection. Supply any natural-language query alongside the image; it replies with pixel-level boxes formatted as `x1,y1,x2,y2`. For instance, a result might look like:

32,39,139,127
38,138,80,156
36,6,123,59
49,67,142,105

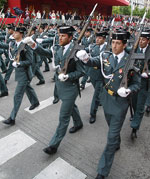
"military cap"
32,26,37,31
112,32,127,41
14,26,26,33
96,31,108,37
7,24,15,30
40,24,46,29
85,27,92,32
140,32,150,39
59,26,75,34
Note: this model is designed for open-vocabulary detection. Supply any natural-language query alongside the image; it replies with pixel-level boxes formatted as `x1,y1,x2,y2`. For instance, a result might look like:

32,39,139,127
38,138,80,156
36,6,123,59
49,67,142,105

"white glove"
43,35,48,39
22,37,35,46
141,72,148,78
12,61,20,68
36,38,43,44
117,87,131,98
58,73,69,82
76,50,89,63
52,65,60,71
9,35,15,40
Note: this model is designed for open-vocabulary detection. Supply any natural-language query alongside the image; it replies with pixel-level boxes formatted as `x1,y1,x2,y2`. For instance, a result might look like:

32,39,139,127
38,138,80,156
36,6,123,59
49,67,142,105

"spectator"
5,8,14,18
48,11,52,19
51,10,56,24
36,10,41,19
42,10,46,19
31,9,36,19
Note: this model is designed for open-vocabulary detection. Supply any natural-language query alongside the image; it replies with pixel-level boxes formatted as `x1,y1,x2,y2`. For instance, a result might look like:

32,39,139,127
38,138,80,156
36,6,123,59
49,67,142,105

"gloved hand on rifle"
36,38,43,44
76,50,89,63
117,87,131,98
141,72,148,78
22,37,36,47
12,61,20,68
58,73,69,82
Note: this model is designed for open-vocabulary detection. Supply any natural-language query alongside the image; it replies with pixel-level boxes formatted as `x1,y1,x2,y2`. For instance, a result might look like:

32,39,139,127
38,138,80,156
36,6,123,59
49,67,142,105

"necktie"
61,46,65,56
140,49,143,53
114,56,118,68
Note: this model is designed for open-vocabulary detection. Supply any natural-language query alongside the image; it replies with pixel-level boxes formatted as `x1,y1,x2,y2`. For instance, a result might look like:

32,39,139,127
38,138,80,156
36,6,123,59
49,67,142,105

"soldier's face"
8,29,14,34
96,36,105,45
112,40,126,55
139,37,149,48
85,31,91,37
59,33,72,46
13,31,22,40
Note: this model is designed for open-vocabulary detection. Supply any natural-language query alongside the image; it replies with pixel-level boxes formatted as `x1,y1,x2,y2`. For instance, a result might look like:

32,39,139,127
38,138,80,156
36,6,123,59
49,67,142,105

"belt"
93,67,98,70
105,87,117,96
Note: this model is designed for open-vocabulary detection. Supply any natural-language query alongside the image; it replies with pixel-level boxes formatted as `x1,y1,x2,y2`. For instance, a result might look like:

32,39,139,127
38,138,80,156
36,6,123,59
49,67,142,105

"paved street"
0,64,150,179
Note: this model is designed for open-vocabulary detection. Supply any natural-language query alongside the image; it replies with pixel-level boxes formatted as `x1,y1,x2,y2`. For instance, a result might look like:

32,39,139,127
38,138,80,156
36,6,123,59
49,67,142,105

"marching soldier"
2,26,40,126
130,31,150,137
0,71,8,97
80,27,94,89
85,31,107,123
76,32,141,179
23,26,85,154
30,26,45,85
38,24,50,72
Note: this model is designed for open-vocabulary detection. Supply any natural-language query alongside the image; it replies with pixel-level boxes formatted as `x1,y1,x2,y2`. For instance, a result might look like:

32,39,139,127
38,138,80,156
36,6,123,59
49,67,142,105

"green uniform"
0,40,15,82
131,45,150,130
86,51,140,177
8,41,39,120
38,32,50,71
34,41,85,149
80,35,94,87
86,43,106,118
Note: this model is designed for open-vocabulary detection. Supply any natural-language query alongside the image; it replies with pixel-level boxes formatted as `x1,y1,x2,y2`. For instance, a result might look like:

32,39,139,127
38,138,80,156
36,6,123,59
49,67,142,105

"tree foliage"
112,6,150,18
0,0,7,10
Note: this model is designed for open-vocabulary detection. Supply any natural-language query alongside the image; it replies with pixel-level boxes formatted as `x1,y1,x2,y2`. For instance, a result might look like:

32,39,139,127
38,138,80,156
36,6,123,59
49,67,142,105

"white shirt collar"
16,40,22,47
140,44,148,53
99,43,105,51
113,50,125,63
63,42,71,55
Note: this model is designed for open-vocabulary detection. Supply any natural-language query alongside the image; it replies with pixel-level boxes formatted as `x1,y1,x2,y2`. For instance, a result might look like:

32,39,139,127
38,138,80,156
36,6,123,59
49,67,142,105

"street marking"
0,115,5,121
0,130,36,166
24,96,54,114
33,157,87,179
25,83,91,114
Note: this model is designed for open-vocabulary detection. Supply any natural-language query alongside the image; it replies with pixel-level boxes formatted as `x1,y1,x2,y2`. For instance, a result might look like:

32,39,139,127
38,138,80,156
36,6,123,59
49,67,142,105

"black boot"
146,106,150,113
53,98,59,104
89,116,96,124
43,146,57,155
2,118,15,125
29,102,40,110
0,92,8,97
131,128,137,139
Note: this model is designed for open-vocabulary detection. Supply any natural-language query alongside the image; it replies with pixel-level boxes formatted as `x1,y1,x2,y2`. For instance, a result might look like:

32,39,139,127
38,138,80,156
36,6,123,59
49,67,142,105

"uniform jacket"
34,41,85,99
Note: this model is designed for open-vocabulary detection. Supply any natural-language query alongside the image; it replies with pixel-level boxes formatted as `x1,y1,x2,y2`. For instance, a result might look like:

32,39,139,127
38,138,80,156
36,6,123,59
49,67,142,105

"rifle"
0,7,4,18
14,19,37,63
59,3,98,74
1,17,8,29
16,14,22,27
13,16,18,26
0,17,4,28
105,18,115,51
119,11,147,89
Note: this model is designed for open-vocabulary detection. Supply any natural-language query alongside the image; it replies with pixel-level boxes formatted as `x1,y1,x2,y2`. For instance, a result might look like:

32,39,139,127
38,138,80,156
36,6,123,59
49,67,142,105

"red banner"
0,18,24,25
